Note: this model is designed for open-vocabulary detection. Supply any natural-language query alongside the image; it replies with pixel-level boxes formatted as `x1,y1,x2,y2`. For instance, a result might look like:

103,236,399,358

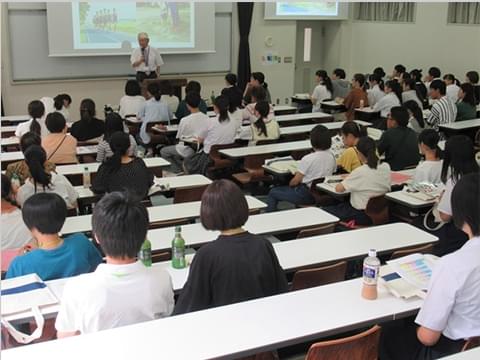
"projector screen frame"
264,2,349,21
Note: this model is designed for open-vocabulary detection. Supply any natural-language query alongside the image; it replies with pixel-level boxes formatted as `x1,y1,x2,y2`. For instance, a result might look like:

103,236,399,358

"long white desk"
54,157,170,177
441,348,480,359
1,277,424,360
75,174,212,200
386,190,436,209
221,139,312,158
2,223,436,328
148,207,339,251
439,118,480,131
275,112,333,124
1,115,30,123
1,146,98,163
61,196,266,234
279,120,371,136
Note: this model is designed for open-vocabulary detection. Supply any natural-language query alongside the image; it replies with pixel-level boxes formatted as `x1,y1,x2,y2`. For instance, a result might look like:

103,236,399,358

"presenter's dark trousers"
136,71,157,83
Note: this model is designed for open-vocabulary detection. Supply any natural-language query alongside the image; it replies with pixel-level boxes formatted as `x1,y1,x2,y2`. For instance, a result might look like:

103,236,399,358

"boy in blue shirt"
6,193,102,281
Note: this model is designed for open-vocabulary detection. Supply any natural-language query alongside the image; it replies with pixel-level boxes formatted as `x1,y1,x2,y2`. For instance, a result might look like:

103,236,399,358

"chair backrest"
152,251,171,263
244,153,274,173
389,243,434,260
173,185,208,204
365,195,389,225
209,143,239,166
256,139,279,146
149,218,190,230
291,261,347,291
305,325,382,360
297,223,335,239
462,336,480,352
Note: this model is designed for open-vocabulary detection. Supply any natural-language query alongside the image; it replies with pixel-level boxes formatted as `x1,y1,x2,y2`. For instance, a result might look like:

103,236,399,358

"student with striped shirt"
425,80,457,132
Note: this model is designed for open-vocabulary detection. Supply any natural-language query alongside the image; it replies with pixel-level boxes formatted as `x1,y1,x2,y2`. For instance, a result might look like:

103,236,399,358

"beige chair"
296,224,336,239
389,243,434,260
305,325,381,360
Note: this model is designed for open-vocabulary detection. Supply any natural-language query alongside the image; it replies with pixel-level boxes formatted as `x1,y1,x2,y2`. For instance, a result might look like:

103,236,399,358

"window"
354,2,415,23
448,3,480,25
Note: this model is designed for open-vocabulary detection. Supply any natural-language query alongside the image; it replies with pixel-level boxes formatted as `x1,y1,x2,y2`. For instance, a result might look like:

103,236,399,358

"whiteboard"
8,9,231,81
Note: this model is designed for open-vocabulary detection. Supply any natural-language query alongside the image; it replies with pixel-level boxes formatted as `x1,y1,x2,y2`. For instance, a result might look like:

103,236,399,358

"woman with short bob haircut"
173,179,288,315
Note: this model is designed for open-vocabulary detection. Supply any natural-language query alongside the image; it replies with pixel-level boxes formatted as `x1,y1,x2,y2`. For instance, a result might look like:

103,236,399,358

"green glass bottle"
171,226,186,269
138,238,152,267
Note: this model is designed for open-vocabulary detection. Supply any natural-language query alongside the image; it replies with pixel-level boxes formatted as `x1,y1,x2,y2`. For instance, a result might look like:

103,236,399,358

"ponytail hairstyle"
357,137,379,169
418,129,442,159
459,83,476,107
147,82,161,101
373,67,386,79
225,73,237,86
443,74,460,87
222,87,242,113
24,145,51,192
369,74,384,91
253,101,270,137
53,94,72,110
403,100,425,129
19,132,42,154
105,131,130,172
410,69,423,82
385,80,402,102
80,98,96,123
104,112,125,142
315,70,334,94
441,135,478,184
28,100,45,137
403,78,425,105
214,95,230,123
341,121,366,139
251,72,268,89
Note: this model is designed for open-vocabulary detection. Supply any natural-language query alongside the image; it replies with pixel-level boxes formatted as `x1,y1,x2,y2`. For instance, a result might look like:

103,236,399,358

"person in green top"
175,80,208,121
456,83,477,121
377,106,420,171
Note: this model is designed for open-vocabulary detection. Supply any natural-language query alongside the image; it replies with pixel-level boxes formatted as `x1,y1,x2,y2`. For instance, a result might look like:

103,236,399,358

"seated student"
410,69,429,108
378,106,420,171
70,99,105,142
403,100,425,134
391,64,406,81
221,73,243,114
183,96,240,175
92,132,154,200
119,80,145,119
331,68,350,99
243,72,272,104
159,80,180,114
443,74,460,103
160,92,210,174
426,80,457,132
373,67,386,81
380,173,480,360
16,145,78,209
266,125,336,212
465,70,480,105
137,82,173,150
402,78,423,108
175,80,208,120
53,94,72,123
424,66,442,89
5,132,56,186
55,192,174,338
96,113,137,163
367,74,385,107
41,112,78,164
413,129,443,184
337,122,363,173
456,83,477,121
323,137,391,225
224,82,243,127
6,193,102,280
173,180,288,314
15,100,46,138
343,73,369,121
372,80,402,121
311,70,333,111
242,86,275,124
1,175,33,250
250,101,280,144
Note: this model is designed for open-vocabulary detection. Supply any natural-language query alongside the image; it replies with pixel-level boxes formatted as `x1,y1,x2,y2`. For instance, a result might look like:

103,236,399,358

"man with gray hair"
130,32,164,83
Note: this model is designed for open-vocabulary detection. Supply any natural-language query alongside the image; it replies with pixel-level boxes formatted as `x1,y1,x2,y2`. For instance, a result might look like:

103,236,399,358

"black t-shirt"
378,126,420,171
173,232,288,315
71,118,105,142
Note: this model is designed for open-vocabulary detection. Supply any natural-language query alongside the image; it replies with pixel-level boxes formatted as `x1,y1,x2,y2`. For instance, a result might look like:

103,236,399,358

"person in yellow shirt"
337,122,364,173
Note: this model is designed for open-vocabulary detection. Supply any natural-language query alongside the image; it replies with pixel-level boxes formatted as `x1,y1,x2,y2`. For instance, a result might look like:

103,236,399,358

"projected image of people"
72,2,194,49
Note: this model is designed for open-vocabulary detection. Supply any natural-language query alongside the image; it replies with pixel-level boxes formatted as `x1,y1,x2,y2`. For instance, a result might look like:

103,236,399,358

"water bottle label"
172,247,185,266
363,265,379,285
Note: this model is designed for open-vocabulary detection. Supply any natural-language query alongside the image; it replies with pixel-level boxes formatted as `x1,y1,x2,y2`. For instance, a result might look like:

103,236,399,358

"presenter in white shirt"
130,32,164,83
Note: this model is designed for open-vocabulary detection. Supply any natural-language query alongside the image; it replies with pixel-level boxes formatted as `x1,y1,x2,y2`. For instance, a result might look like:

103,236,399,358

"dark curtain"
237,2,254,91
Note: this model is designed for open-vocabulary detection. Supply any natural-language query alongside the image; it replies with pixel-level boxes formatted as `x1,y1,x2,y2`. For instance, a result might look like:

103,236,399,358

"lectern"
141,78,188,100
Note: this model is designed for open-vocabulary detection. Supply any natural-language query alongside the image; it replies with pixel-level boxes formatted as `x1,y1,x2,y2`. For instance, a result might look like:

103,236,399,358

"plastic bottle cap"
368,249,376,257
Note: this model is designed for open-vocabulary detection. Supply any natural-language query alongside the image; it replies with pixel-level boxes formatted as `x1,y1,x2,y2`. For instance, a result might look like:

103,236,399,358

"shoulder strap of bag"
47,135,68,161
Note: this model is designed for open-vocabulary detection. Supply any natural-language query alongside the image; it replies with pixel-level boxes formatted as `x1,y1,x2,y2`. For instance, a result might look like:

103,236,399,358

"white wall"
323,3,480,80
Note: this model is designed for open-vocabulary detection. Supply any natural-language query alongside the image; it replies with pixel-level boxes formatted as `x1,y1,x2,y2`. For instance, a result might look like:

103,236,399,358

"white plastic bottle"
361,249,380,300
